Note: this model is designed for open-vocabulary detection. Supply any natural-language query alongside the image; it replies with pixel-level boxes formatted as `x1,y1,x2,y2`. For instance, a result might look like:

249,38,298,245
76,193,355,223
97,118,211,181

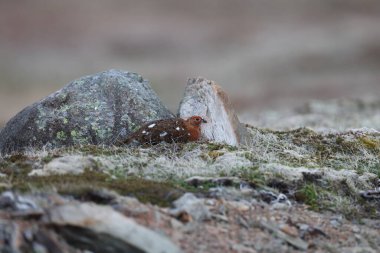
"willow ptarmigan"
123,116,207,145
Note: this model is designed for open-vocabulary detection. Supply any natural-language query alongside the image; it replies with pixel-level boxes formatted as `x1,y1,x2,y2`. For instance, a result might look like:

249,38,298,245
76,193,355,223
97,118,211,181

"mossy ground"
0,125,379,219
0,163,187,207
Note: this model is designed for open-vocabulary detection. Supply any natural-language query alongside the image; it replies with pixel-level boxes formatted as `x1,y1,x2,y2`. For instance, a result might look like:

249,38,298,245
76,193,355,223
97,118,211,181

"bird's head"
186,116,207,127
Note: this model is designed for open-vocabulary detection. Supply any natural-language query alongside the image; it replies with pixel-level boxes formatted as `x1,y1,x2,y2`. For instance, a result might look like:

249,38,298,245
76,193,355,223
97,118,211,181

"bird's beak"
202,118,207,123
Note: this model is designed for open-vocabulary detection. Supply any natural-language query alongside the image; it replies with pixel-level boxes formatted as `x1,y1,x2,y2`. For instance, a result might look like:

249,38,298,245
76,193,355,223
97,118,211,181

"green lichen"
56,131,67,140
69,130,89,144
234,166,264,186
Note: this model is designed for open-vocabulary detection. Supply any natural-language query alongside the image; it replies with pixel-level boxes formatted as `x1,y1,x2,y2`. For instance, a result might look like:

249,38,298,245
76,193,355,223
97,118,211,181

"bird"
120,116,207,145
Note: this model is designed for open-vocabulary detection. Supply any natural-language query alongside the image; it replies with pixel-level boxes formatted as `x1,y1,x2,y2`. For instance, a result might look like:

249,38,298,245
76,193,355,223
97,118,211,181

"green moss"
42,155,55,164
207,143,225,151
70,129,90,144
235,166,265,186
7,154,28,163
207,143,238,152
77,145,124,156
0,154,35,176
358,136,380,150
368,163,380,177
4,170,185,207
208,150,224,160
296,184,319,210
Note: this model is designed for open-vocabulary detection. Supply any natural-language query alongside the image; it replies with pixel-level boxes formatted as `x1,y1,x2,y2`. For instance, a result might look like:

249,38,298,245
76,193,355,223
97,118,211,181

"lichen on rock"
0,69,174,154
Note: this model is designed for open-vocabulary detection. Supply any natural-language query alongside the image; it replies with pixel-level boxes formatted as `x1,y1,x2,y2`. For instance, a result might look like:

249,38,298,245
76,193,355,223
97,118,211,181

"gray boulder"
0,69,174,154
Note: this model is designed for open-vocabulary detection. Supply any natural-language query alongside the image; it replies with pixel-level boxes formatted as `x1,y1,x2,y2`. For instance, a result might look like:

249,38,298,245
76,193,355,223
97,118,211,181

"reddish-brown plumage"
122,116,207,145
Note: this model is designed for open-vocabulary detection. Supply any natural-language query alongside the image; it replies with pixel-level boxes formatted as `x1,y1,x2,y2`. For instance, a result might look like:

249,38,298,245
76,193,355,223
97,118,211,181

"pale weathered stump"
178,77,251,146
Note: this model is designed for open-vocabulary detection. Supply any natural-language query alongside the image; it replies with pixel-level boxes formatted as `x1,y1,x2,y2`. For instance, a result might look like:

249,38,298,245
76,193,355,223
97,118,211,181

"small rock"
260,221,309,251
330,215,343,228
352,225,360,233
259,190,277,203
298,224,329,239
231,243,257,253
227,200,251,212
211,214,229,223
360,189,380,199
279,224,299,237
205,199,216,206
170,193,211,222
339,247,377,253
0,191,38,211
270,193,292,210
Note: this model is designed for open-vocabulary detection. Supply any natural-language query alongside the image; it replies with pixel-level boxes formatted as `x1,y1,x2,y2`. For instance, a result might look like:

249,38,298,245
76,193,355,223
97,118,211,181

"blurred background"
1,0,380,127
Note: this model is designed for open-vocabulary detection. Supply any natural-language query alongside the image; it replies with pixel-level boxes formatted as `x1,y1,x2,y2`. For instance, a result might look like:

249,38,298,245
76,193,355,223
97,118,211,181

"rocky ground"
0,99,379,253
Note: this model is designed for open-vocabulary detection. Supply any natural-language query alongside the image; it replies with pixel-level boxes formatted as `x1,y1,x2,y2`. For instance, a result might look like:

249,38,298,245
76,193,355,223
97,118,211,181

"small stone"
330,215,343,228
227,200,251,212
352,225,360,233
160,132,168,137
205,199,216,206
0,191,38,211
170,193,211,222
170,218,184,230
279,224,299,237
270,193,292,210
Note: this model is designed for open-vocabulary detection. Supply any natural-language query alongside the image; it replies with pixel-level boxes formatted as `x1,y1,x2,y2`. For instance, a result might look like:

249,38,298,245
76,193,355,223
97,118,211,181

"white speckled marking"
159,132,168,137
181,128,184,130
142,130,146,134
175,127,180,131
188,133,191,136
148,124,156,128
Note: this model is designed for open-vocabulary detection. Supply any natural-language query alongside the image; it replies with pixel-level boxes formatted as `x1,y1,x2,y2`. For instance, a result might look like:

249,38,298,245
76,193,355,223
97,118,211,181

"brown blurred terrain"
1,0,380,127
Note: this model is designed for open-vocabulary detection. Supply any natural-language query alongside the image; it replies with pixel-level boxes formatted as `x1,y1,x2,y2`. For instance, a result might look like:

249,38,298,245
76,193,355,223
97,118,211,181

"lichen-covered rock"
178,77,250,146
0,69,174,154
